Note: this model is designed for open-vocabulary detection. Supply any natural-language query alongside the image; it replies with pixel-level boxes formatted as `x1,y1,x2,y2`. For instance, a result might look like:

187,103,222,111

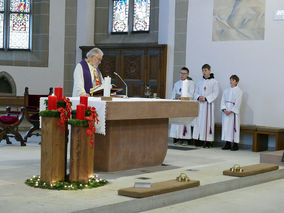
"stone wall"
94,0,159,44
0,0,50,67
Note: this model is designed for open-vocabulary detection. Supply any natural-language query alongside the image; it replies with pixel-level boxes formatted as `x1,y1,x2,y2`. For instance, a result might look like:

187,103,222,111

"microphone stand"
114,72,128,98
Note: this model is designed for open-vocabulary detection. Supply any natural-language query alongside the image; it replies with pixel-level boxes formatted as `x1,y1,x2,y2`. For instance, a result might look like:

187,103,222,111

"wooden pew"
215,123,284,152
0,96,24,114
254,126,284,152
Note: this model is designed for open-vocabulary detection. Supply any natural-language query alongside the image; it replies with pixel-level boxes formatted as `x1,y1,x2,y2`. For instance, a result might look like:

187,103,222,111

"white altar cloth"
40,97,196,135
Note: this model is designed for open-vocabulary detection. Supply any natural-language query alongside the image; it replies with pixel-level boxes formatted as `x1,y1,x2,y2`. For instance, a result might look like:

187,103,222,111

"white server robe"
193,78,219,141
169,79,195,139
221,86,243,143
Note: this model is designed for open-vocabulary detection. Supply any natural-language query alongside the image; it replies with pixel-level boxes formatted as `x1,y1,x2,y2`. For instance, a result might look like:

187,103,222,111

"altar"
93,98,198,172
40,97,198,172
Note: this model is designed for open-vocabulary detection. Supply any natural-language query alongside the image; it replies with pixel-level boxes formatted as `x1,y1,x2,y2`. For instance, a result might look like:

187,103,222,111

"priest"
72,47,104,97
169,67,195,145
193,64,219,148
221,75,243,151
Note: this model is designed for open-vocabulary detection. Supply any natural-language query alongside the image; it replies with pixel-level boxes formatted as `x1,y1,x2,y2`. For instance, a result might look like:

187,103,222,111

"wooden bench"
254,126,284,152
0,96,24,113
215,123,284,152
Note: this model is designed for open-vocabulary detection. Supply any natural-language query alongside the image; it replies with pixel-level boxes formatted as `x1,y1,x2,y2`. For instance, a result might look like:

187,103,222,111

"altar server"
193,64,219,148
72,47,104,97
169,67,195,145
221,75,243,151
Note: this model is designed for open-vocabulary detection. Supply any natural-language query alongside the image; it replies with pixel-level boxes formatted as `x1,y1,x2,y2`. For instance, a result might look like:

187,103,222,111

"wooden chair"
0,106,26,146
23,87,53,142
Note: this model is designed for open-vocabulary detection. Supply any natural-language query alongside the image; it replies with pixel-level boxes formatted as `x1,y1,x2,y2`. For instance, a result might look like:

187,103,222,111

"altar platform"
1,136,284,213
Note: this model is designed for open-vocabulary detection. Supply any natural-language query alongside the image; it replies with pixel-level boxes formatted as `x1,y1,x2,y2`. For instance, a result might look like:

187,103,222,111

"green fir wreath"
25,175,108,190
68,119,89,127
39,110,60,117
44,100,72,109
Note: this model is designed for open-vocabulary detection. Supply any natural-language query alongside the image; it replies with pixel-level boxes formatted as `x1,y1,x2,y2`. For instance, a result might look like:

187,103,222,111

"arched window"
112,0,129,33
0,0,32,50
111,0,150,33
133,0,150,32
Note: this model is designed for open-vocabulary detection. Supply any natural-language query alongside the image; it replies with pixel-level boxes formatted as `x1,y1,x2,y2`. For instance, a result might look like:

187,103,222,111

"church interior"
1,0,284,212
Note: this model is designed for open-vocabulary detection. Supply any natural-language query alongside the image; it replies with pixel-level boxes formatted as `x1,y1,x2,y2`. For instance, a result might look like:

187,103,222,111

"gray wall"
0,0,65,95
173,0,189,84
94,0,159,44
186,0,284,127
0,0,50,67
64,0,77,97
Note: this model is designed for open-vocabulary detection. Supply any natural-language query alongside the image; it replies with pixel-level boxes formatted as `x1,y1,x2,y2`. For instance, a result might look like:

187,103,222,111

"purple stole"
80,59,102,95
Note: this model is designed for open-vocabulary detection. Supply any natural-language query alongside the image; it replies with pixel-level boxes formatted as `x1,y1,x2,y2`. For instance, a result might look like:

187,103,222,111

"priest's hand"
224,110,232,116
199,96,206,102
81,93,90,97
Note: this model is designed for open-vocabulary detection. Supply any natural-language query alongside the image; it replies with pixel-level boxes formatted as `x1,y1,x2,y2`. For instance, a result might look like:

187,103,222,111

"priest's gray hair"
86,47,104,59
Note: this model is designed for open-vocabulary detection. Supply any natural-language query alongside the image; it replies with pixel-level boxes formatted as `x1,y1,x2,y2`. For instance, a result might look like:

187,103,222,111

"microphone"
114,72,128,98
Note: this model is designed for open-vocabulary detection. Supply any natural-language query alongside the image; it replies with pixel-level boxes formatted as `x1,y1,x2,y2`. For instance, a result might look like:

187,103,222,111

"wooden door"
80,44,167,98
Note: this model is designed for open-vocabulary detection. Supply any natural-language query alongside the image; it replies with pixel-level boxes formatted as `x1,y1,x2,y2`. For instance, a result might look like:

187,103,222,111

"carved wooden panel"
123,55,143,80
80,44,167,98
148,49,160,80
99,50,119,78
100,56,117,78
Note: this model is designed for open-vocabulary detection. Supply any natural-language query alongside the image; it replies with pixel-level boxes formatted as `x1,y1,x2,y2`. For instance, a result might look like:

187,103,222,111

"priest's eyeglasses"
180,72,188,75
95,55,103,62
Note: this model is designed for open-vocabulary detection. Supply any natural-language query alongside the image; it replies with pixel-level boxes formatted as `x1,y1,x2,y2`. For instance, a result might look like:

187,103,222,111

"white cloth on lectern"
169,79,195,139
103,76,111,97
181,79,190,97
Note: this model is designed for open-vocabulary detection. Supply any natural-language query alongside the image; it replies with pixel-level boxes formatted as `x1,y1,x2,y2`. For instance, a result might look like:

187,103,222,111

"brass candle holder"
230,164,244,173
176,173,191,182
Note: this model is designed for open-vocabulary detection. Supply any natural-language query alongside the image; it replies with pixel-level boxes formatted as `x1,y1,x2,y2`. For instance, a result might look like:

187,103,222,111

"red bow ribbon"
63,97,72,120
57,107,67,132
85,106,99,148
56,98,72,133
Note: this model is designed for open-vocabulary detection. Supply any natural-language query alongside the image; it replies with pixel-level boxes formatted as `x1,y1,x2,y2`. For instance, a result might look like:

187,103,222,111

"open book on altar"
90,84,123,96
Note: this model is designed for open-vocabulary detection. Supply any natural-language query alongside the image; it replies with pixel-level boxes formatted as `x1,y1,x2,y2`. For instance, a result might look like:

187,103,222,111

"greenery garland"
68,119,89,127
25,175,108,190
39,110,60,117
44,100,72,108
71,109,91,118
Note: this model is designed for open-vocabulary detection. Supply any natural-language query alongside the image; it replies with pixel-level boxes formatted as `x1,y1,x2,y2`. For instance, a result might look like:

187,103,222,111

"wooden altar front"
94,100,198,172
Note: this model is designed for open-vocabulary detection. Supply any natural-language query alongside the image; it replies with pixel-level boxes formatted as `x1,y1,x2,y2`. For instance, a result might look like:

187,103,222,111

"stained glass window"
9,0,31,49
0,0,4,11
9,13,29,49
10,0,30,12
0,0,4,48
133,0,150,32
112,0,129,33
0,13,3,49
0,0,31,50
0,0,4,49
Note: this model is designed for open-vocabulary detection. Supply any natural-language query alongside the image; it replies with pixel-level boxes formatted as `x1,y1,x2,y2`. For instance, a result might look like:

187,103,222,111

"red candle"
80,96,88,109
55,87,63,101
76,104,85,120
48,95,57,110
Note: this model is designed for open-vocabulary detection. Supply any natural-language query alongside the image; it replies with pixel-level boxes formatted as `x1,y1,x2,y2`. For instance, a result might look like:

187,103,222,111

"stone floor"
0,133,283,213
143,178,284,213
